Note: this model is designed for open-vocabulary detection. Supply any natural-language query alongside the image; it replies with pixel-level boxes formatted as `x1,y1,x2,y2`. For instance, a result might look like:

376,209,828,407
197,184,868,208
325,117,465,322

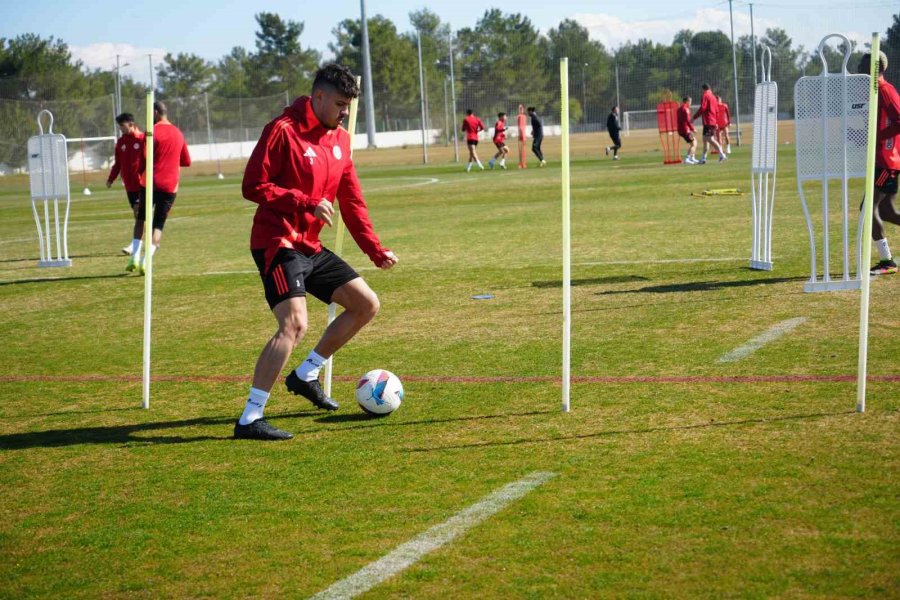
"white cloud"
69,43,168,85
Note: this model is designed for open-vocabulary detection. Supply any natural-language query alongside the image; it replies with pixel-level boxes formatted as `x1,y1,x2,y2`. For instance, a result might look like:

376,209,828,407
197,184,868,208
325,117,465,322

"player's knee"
280,312,308,343
354,290,380,323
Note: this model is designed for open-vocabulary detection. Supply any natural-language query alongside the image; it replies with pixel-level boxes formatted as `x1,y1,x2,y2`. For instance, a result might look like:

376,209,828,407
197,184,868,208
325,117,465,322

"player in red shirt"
489,112,509,169
462,109,486,172
676,96,698,164
716,95,732,154
106,113,147,263
692,84,726,163
859,51,900,275
130,101,191,273
516,104,528,169
236,64,398,440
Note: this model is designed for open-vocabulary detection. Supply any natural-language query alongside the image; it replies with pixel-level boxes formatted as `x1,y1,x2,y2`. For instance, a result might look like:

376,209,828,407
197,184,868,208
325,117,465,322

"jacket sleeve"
107,146,121,183
336,158,389,265
879,85,900,142
242,122,318,215
179,138,192,167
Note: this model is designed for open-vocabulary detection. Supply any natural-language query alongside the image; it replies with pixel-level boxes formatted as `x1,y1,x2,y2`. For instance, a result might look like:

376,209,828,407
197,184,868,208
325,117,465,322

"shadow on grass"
532,275,649,288
0,273,128,286
315,409,555,429
403,409,856,453
596,276,808,295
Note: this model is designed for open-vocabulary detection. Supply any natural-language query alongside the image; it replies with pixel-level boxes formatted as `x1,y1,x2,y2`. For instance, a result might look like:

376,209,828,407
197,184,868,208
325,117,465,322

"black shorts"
703,125,718,138
680,132,695,144
136,190,176,230
875,167,899,194
467,140,478,147
609,133,621,147
126,188,145,209
252,247,360,310
494,141,506,151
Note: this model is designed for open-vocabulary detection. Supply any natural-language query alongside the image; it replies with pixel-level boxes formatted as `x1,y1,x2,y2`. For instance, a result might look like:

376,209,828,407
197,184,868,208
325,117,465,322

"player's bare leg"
870,189,900,275
312,278,380,359
252,296,308,393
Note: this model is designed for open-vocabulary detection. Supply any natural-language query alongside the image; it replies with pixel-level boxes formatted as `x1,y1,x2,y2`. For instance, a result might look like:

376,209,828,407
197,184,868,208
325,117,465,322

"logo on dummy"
850,103,865,110
332,145,342,160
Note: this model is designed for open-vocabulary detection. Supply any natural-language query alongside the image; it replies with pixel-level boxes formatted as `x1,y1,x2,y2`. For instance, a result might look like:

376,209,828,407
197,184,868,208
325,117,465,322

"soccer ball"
355,369,404,416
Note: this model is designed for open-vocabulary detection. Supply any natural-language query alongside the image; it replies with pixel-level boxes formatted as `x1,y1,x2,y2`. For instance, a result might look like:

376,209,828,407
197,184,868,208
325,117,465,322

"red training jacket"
493,119,507,145
243,96,390,273
693,90,719,127
462,114,485,142
107,130,146,192
677,103,694,136
717,102,731,129
877,75,900,170
153,121,191,194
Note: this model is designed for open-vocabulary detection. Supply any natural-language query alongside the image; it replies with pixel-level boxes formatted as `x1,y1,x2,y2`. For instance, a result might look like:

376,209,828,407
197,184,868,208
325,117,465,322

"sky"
2,0,897,84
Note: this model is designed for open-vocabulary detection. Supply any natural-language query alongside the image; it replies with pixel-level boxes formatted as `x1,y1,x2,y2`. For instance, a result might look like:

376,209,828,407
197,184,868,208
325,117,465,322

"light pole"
581,63,588,123
448,30,459,162
115,55,130,118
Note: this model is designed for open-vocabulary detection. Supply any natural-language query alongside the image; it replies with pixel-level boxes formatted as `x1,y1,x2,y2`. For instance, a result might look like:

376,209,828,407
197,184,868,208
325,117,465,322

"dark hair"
115,112,135,125
611,105,618,111
498,112,506,118
859,51,888,75
313,64,360,98
466,109,473,115
153,101,167,116
682,96,690,103
527,106,535,113
701,83,710,91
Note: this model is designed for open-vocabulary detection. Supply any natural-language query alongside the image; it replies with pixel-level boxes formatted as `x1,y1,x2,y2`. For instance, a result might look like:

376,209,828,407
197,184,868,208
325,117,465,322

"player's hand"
314,199,334,227
105,180,112,189
377,251,398,270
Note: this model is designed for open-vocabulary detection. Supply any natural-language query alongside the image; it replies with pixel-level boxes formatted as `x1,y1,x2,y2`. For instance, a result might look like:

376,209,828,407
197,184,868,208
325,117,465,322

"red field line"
1,374,899,384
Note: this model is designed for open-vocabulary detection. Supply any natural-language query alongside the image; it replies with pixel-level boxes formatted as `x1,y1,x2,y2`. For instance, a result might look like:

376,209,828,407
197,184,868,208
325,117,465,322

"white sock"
296,350,327,382
130,238,143,258
476,160,484,169
149,244,158,257
876,238,892,261
466,162,472,172
500,159,506,166
239,387,270,425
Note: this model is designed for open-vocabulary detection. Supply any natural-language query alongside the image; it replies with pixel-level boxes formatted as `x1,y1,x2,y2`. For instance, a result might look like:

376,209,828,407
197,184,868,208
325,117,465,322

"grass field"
1,131,897,598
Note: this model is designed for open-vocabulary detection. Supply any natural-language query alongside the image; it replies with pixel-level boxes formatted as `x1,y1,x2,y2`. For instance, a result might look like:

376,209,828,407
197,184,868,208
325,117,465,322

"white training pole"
857,33,880,413
323,77,362,397
142,91,155,410
560,58,571,413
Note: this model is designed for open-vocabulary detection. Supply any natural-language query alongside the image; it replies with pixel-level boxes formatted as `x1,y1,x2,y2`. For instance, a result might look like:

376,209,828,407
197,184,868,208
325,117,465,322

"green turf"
0,144,897,598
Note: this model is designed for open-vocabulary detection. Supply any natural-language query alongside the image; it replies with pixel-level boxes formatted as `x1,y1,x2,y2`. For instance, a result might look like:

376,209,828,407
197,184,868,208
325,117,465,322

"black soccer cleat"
233,418,293,440
285,371,339,411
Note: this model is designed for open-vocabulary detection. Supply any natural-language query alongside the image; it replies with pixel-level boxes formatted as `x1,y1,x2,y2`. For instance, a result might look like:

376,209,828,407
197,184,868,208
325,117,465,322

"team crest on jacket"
332,145,342,160
133,143,140,150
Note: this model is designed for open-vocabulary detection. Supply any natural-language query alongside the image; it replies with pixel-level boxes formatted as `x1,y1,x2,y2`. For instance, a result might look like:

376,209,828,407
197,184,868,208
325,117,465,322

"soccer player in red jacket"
130,101,191,273
462,109,486,172
489,112,509,169
716,95,732,154
236,64,399,440
860,51,900,275
106,113,146,263
677,96,698,164
692,83,726,163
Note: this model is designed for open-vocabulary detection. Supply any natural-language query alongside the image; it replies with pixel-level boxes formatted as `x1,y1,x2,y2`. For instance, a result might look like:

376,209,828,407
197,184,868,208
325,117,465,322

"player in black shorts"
605,105,622,160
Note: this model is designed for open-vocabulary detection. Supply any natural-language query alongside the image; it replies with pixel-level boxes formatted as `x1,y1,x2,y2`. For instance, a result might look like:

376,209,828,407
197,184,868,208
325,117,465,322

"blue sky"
2,0,896,83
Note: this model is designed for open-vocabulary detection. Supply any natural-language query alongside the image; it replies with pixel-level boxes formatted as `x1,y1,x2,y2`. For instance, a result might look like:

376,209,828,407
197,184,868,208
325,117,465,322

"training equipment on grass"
27,110,72,268
857,32,881,413
750,45,778,271
691,188,744,197
142,91,155,410
794,34,870,293
356,369,404,416
560,57,572,413
656,91,682,165
323,76,362,398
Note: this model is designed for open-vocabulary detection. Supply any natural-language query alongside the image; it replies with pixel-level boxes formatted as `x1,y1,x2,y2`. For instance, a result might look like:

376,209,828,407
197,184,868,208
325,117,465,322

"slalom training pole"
142,91,155,409
324,76,361,397
857,32,880,413
560,58,572,413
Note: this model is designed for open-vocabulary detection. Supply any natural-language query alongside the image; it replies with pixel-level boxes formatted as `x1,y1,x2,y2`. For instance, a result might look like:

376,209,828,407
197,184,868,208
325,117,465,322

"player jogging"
716,94,732,154
106,113,147,263
677,97,698,164
462,109,486,172
860,51,900,275
236,64,399,440
605,105,622,160
129,101,191,274
692,84,726,164
517,104,527,169
527,106,546,166
489,112,509,170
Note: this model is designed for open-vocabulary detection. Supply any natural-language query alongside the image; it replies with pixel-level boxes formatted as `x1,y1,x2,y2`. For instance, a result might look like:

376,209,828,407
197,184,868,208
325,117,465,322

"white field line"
309,471,557,600
717,317,808,363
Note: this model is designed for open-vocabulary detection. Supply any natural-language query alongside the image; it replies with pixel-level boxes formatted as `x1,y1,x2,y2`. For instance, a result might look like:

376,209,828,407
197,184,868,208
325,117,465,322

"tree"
157,52,213,98
881,13,900,84
250,12,320,98
0,34,86,100
546,19,611,121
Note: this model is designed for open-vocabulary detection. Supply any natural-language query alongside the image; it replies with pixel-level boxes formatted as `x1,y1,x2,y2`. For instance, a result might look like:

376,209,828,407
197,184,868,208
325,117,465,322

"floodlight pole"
728,0,743,146
750,3,757,84
614,53,621,116
115,55,123,116
443,76,450,145
448,31,459,162
360,0,377,148
581,63,587,123
416,29,428,164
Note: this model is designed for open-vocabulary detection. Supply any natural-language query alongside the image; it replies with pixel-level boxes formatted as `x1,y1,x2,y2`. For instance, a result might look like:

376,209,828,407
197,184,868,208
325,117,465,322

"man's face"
118,122,135,136
312,87,352,130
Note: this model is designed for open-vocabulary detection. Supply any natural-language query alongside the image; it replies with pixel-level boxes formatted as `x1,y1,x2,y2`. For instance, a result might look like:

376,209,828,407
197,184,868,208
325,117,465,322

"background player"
489,112,509,169
527,106,546,166
605,105,622,160
677,96,698,164
462,109,486,172
692,84,726,163
716,94,732,154
106,113,146,265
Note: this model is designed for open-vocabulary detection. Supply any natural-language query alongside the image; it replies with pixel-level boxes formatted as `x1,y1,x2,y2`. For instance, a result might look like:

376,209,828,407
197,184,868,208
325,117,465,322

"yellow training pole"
142,90,155,409
560,58,571,413
324,76,362,397
857,33,880,413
